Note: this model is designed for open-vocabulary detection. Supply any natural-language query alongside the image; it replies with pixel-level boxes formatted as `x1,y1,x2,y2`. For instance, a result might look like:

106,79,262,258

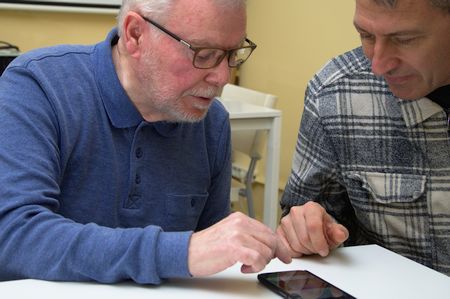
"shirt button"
135,174,141,184
135,147,143,158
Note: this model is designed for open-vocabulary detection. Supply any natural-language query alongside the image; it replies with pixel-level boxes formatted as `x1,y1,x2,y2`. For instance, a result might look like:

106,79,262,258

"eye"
393,37,417,46
196,49,216,62
359,33,375,42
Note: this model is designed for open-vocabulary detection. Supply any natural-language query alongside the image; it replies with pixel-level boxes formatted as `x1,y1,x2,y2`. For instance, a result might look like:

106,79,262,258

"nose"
367,40,400,76
204,57,231,87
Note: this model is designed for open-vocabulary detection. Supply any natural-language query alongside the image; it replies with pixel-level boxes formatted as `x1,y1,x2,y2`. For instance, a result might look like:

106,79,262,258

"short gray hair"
371,0,450,12
117,0,247,36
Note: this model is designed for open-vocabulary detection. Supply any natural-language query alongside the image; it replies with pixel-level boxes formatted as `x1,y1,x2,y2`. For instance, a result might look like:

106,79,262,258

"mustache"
184,86,220,99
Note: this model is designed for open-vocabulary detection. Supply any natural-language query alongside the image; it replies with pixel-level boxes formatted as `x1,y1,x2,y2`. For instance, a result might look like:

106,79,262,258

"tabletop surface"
219,98,282,119
1,244,449,299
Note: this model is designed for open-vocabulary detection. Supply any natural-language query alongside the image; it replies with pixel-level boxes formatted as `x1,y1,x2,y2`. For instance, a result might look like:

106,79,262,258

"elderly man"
279,0,450,275
0,0,290,284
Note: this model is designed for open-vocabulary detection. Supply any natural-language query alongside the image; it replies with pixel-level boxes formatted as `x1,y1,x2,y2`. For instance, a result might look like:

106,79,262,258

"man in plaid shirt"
278,0,450,275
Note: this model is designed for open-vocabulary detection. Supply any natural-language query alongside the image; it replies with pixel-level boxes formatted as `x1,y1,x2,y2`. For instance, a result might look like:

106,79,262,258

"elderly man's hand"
188,212,292,276
277,202,349,258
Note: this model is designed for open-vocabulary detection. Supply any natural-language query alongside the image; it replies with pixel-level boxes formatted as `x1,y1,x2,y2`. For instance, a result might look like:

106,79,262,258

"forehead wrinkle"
354,3,433,37
355,21,425,37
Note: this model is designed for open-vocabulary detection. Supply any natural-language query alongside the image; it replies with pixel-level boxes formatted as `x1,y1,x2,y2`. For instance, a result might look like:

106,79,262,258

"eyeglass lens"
229,47,253,67
193,47,254,69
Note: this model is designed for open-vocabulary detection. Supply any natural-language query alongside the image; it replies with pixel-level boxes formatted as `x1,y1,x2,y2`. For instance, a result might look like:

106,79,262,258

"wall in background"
0,9,116,51
241,0,360,193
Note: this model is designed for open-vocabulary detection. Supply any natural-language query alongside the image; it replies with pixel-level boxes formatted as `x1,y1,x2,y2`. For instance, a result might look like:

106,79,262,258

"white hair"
117,0,247,36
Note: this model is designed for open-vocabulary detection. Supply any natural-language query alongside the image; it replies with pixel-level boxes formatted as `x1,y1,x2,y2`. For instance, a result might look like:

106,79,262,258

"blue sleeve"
0,66,191,284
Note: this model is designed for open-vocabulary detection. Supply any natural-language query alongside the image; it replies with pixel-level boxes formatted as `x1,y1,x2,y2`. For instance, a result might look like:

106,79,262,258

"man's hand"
277,201,349,258
188,212,292,277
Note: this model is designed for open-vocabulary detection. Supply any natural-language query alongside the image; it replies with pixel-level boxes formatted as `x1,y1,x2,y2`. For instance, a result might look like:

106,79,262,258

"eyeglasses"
140,15,257,69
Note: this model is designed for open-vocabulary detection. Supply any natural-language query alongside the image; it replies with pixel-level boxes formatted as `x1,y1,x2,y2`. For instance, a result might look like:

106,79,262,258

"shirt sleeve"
0,65,192,284
280,84,362,244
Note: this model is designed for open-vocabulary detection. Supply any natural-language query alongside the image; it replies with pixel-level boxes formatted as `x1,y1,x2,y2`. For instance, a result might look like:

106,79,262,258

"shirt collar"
94,28,182,137
398,96,443,127
94,28,143,129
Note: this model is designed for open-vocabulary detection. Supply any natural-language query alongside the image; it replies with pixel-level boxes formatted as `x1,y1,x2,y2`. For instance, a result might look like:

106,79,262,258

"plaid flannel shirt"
281,47,450,275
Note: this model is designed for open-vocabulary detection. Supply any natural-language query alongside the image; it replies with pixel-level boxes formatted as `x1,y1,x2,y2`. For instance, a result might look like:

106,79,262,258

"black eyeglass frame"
140,15,257,69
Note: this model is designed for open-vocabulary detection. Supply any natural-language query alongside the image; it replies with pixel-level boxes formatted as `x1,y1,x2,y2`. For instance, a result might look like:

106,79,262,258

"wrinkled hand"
277,202,349,258
188,212,292,277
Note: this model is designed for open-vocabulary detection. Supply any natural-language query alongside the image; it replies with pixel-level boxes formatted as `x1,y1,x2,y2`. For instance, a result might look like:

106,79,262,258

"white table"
220,99,282,230
1,245,448,298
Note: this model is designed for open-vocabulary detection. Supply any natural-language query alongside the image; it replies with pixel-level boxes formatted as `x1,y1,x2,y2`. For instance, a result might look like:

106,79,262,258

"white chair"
220,83,278,218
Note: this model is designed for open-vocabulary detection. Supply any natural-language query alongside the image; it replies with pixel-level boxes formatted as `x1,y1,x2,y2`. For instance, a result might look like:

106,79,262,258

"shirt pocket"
344,171,430,266
165,193,208,231
346,171,426,204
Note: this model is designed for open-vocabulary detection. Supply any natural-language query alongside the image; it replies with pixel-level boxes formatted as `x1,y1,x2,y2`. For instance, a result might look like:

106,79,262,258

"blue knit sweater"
0,29,231,284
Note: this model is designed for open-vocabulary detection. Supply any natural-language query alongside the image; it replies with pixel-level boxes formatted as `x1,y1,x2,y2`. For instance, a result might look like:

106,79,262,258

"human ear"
121,12,146,58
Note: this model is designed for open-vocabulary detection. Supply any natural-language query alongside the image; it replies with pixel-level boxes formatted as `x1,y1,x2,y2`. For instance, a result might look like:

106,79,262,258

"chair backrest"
220,83,278,160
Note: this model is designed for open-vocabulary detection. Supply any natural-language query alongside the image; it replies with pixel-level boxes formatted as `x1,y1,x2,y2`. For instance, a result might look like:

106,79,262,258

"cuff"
156,231,193,279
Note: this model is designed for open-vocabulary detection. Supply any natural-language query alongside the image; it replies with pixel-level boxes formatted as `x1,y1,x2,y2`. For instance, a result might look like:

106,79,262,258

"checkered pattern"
281,47,450,275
